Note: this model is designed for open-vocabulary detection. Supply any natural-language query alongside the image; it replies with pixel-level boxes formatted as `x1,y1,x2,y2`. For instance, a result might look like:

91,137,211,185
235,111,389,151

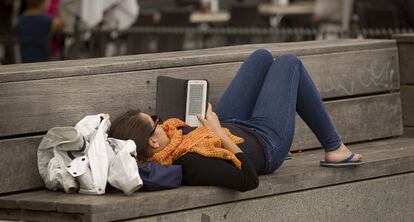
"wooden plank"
1,136,413,222
0,136,44,195
0,190,48,209
0,39,396,83
0,208,20,220
404,127,414,137
397,43,414,84
0,39,388,73
303,48,399,97
401,86,414,126
393,33,414,43
393,34,414,84
131,174,414,222
0,208,86,222
0,48,399,137
291,93,403,150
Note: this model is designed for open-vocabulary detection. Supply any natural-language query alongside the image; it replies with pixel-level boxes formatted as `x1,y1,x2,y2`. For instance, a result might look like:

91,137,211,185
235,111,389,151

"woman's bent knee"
275,54,301,65
250,48,274,61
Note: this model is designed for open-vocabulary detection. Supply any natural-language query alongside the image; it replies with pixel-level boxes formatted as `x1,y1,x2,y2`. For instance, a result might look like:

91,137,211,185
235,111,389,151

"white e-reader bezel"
185,80,208,127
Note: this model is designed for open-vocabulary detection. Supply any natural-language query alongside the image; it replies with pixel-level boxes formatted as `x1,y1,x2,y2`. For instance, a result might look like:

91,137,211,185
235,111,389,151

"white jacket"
38,114,143,195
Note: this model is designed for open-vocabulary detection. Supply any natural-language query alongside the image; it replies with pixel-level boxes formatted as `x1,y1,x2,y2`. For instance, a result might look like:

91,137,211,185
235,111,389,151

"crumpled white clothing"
107,138,143,195
74,114,111,194
38,114,143,195
37,127,84,193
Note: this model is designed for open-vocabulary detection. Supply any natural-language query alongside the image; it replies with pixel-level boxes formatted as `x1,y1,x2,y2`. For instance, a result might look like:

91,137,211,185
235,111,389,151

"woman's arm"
188,103,258,191
197,103,242,154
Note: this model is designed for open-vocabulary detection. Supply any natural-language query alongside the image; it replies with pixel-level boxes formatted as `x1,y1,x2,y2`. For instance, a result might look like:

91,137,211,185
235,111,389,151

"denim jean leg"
295,59,342,152
215,49,274,121
215,52,343,174
249,54,302,173
250,54,343,173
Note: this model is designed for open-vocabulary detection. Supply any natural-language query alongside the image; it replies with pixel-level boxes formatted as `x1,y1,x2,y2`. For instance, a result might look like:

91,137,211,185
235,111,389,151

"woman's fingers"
206,103,212,115
207,103,218,118
197,114,206,126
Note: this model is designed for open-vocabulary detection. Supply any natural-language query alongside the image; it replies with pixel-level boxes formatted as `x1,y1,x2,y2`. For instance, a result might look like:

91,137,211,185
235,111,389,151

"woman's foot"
324,143,363,163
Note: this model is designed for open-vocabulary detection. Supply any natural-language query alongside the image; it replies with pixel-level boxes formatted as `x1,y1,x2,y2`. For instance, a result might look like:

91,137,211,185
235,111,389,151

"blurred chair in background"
226,3,270,45
355,2,399,28
351,0,414,38
354,0,398,38
139,0,175,10
313,0,354,39
0,0,18,64
175,0,200,8
157,7,193,52
393,0,414,29
126,10,157,55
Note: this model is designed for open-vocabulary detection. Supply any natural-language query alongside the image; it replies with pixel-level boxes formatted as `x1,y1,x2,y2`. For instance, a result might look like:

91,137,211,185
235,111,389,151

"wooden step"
393,33,414,84
1,135,414,222
131,173,414,222
0,41,400,137
402,86,414,126
0,39,396,82
0,93,403,194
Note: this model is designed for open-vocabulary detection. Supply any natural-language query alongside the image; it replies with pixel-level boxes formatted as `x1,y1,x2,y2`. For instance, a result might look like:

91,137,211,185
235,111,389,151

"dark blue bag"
138,162,182,191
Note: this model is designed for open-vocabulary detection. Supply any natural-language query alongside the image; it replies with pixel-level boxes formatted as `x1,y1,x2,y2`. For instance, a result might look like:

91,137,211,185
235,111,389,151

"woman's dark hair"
109,109,153,161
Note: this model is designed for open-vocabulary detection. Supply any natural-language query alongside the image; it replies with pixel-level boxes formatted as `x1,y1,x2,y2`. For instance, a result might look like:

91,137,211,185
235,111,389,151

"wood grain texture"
132,174,414,222
291,93,403,150
404,127,414,137
0,48,399,137
0,136,44,195
1,136,414,222
401,86,414,126
0,208,85,222
396,43,414,84
0,39,396,83
393,33,414,43
302,48,399,97
393,33,414,84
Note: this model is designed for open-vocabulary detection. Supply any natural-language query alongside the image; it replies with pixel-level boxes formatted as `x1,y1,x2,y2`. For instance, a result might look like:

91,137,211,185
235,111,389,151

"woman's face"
141,113,170,153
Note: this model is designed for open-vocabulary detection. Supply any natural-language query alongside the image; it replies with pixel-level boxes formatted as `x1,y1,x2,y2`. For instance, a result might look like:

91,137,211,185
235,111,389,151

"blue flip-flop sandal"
320,152,363,167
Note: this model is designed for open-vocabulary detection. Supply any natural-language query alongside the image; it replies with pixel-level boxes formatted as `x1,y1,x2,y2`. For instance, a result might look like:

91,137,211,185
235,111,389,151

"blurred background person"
46,0,63,60
0,0,19,64
16,0,62,63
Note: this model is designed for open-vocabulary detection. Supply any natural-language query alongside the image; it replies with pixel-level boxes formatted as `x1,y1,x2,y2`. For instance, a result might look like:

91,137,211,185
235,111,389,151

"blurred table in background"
190,11,230,23
149,11,231,24
258,2,315,16
259,2,315,28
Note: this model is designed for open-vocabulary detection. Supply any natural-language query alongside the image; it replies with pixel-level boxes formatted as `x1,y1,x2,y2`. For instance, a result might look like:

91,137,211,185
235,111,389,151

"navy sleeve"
138,162,182,191
174,152,259,192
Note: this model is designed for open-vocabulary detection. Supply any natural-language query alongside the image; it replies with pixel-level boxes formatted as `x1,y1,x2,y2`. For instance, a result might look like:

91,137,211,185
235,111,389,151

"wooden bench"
1,39,414,221
393,33,414,128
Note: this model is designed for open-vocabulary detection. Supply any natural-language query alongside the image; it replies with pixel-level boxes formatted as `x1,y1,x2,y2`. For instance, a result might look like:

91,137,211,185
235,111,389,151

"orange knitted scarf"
149,118,244,169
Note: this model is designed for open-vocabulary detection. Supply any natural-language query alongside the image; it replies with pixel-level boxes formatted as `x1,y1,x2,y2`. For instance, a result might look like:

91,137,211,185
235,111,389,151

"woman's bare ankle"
324,143,362,162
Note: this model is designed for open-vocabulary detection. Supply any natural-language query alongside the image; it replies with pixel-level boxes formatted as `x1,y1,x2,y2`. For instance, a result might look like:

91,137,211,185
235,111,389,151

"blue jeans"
215,49,342,174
